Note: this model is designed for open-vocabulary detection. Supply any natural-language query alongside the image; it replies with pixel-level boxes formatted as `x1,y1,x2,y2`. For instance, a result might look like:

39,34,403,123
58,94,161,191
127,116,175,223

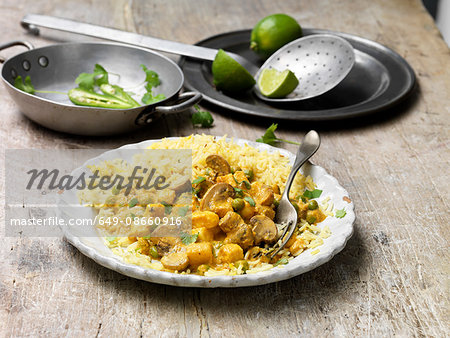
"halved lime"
212,49,256,93
257,68,299,98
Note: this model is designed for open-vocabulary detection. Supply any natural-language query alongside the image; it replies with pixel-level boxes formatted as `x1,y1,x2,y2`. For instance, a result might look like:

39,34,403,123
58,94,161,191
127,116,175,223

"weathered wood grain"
0,0,449,336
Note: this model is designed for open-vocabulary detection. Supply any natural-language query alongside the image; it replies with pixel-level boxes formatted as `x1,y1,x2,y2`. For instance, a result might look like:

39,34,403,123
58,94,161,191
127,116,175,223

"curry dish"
82,135,331,276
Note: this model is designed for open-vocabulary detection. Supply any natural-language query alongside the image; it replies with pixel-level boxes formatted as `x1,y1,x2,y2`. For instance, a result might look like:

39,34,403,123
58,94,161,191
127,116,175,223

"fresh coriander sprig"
244,196,256,207
141,64,166,104
181,232,198,245
191,105,214,127
76,64,109,91
192,176,206,184
256,123,300,146
141,65,161,87
302,189,323,199
14,76,66,95
335,208,347,218
14,75,35,94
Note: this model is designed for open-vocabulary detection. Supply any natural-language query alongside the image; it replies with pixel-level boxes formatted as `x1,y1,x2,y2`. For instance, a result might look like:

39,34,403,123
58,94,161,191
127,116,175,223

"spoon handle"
21,14,260,75
282,130,321,200
22,14,219,60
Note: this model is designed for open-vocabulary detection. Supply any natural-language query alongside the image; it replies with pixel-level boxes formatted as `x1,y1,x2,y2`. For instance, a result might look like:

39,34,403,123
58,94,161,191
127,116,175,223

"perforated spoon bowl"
255,34,355,102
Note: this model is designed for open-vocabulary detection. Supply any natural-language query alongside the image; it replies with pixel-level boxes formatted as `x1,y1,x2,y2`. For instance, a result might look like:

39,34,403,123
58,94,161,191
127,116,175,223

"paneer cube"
157,189,176,204
218,244,244,263
250,181,274,206
192,210,220,229
192,227,215,242
186,242,213,266
238,199,255,222
216,174,237,187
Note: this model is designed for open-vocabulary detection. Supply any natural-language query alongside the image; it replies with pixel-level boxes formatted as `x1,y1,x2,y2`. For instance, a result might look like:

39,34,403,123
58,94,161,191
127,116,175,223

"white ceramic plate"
57,137,355,287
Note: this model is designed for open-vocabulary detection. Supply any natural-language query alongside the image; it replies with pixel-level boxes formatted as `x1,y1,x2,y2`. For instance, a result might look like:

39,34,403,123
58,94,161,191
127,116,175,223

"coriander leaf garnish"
181,232,198,245
191,105,214,128
303,189,322,199
234,187,244,197
93,64,109,86
14,75,35,94
128,197,139,208
141,64,161,87
142,92,166,104
244,196,256,207
14,75,66,96
141,65,166,104
192,176,206,184
161,201,173,214
75,64,109,91
178,206,189,217
256,123,300,146
233,175,251,189
256,123,277,145
335,208,346,218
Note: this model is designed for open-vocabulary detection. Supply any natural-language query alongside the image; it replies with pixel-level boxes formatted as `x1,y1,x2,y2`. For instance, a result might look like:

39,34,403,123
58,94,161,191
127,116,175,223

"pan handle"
135,91,202,125
154,92,202,114
0,40,34,63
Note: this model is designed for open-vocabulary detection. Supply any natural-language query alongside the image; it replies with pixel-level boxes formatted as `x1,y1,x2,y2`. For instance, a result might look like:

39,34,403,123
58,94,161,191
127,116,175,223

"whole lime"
212,49,256,93
250,14,302,60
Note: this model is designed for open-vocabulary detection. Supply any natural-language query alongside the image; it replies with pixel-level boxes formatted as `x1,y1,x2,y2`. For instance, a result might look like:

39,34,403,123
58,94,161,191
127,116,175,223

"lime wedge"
212,49,256,93
257,68,299,98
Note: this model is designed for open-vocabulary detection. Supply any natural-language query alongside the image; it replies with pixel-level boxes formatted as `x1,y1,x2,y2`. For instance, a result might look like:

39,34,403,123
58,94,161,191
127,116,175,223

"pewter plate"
179,29,416,120
58,137,355,288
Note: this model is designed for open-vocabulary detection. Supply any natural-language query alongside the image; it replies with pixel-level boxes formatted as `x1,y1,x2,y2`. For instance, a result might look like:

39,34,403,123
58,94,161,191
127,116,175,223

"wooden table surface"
1,0,449,336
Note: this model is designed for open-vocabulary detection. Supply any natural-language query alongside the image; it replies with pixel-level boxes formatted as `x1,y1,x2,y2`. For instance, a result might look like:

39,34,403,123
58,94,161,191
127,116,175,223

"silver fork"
270,130,321,259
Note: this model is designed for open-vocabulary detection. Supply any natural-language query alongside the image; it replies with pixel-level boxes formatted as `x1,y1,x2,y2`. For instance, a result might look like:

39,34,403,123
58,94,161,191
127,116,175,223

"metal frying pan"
0,40,202,136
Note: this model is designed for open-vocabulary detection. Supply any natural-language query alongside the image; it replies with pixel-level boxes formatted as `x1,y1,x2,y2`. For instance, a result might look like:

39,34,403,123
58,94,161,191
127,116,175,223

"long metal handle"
21,14,219,61
21,14,259,74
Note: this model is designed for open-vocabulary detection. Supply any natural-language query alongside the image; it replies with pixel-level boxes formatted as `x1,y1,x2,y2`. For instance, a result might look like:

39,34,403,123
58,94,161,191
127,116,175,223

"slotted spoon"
21,14,354,102
255,34,355,102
